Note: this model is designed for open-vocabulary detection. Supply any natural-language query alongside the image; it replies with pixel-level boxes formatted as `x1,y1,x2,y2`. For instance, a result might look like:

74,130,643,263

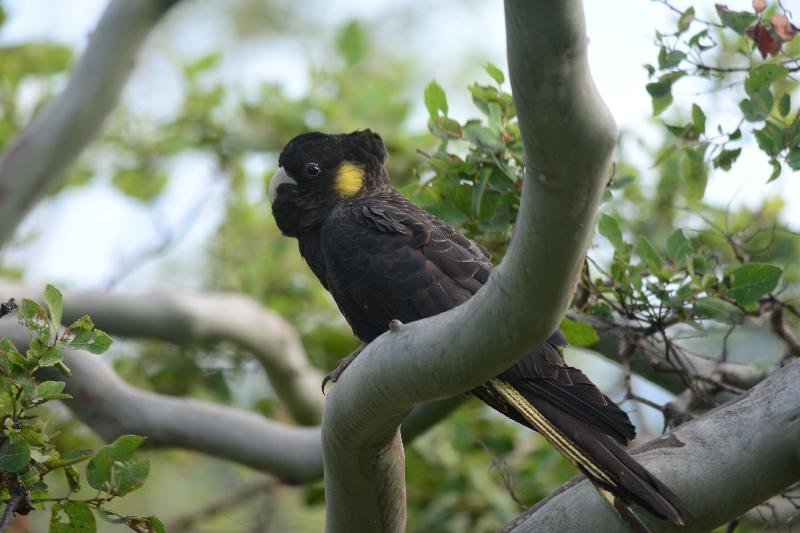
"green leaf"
0,337,24,373
47,449,95,470
0,437,31,472
19,298,50,339
183,51,221,79
19,467,45,492
712,148,741,171
43,284,63,330
112,168,168,202
680,148,708,201
30,449,51,464
787,147,800,170
598,213,624,251
688,28,712,49
39,345,62,367
559,318,599,347
658,48,686,69
778,93,791,117
646,79,672,98
87,435,148,495
124,516,165,533
609,175,635,189
147,516,166,533
64,465,81,492
768,158,782,182
691,104,706,133
678,6,695,32
786,119,800,147
739,98,766,122
747,64,788,90
427,116,462,140
487,102,503,133
715,6,756,34
66,315,94,331
87,330,112,355
636,237,663,273
754,122,783,157
747,84,774,116
50,501,96,533
335,20,367,66
587,302,614,323
19,428,45,447
36,380,71,400
96,510,126,524
62,315,113,354
667,230,691,261
463,122,504,152
483,62,504,84
651,93,673,117
692,297,744,324
725,264,782,305
646,74,683,116
110,459,150,496
424,80,448,118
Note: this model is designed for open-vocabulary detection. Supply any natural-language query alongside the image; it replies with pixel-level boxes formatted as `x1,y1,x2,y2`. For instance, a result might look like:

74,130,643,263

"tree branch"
320,1,617,530
573,312,770,396
0,321,461,484
0,0,183,248
0,473,34,533
504,360,800,532
0,280,324,425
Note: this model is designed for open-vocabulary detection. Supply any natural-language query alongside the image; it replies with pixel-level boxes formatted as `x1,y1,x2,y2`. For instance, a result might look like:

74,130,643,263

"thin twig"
0,474,33,533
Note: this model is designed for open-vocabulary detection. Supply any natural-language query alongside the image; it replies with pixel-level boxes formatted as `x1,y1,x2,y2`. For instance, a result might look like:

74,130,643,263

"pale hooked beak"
268,167,297,204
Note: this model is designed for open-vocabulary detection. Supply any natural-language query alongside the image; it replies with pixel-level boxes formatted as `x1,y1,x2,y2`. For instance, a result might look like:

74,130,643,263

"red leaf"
747,21,782,57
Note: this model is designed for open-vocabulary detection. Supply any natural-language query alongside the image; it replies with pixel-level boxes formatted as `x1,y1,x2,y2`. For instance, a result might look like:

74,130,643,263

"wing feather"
320,191,635,445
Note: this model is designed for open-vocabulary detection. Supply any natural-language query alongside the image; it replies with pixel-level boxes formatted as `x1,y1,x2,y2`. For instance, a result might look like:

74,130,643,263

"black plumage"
270,129,687,530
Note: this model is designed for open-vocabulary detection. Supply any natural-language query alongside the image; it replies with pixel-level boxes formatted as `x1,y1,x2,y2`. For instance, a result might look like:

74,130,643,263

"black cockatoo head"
269,129,389,236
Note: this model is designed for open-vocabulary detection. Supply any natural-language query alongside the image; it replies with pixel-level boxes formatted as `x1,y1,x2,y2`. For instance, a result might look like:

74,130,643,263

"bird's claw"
321,346,364,395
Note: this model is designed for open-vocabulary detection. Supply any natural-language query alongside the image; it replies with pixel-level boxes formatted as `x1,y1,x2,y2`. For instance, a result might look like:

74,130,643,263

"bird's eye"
304,162,321,176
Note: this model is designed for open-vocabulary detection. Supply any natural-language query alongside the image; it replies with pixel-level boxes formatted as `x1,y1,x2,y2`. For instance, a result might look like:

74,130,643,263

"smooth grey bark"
0,321,459,483
0,0,183,248
0,280,324,425
0,322,322,483
320,1,617,531
505,360,800,532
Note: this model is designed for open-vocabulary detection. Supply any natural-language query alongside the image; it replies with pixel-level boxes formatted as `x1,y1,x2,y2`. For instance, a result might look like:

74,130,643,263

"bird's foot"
322,345,364,394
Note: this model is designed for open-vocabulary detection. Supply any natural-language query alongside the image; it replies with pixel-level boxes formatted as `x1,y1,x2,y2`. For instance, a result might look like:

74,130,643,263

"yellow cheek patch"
334,161,365,197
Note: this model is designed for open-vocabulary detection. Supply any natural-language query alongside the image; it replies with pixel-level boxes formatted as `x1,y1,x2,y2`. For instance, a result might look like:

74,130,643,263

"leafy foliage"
645,2,799,186
409,53,795,412
406,63,521,259
0,286,159,532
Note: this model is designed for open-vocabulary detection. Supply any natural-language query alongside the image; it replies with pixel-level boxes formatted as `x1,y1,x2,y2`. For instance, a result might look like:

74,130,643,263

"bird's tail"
488,378,687,532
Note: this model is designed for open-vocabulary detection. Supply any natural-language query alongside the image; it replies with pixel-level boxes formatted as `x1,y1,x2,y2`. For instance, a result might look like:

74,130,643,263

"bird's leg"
322,344,365,394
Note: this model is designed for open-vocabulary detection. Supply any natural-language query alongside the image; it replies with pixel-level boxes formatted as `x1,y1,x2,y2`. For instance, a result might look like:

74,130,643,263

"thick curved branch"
0,320,460,483
0,0,183,247
0,322,323,483
504,360,800,532
321,1,617,530
0,280,324,425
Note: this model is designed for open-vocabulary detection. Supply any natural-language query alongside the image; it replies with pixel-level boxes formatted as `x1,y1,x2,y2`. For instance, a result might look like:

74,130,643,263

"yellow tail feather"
488,378,616,486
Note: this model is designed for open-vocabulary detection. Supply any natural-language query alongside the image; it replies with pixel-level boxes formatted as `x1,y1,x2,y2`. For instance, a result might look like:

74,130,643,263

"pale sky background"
1,0,798,289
